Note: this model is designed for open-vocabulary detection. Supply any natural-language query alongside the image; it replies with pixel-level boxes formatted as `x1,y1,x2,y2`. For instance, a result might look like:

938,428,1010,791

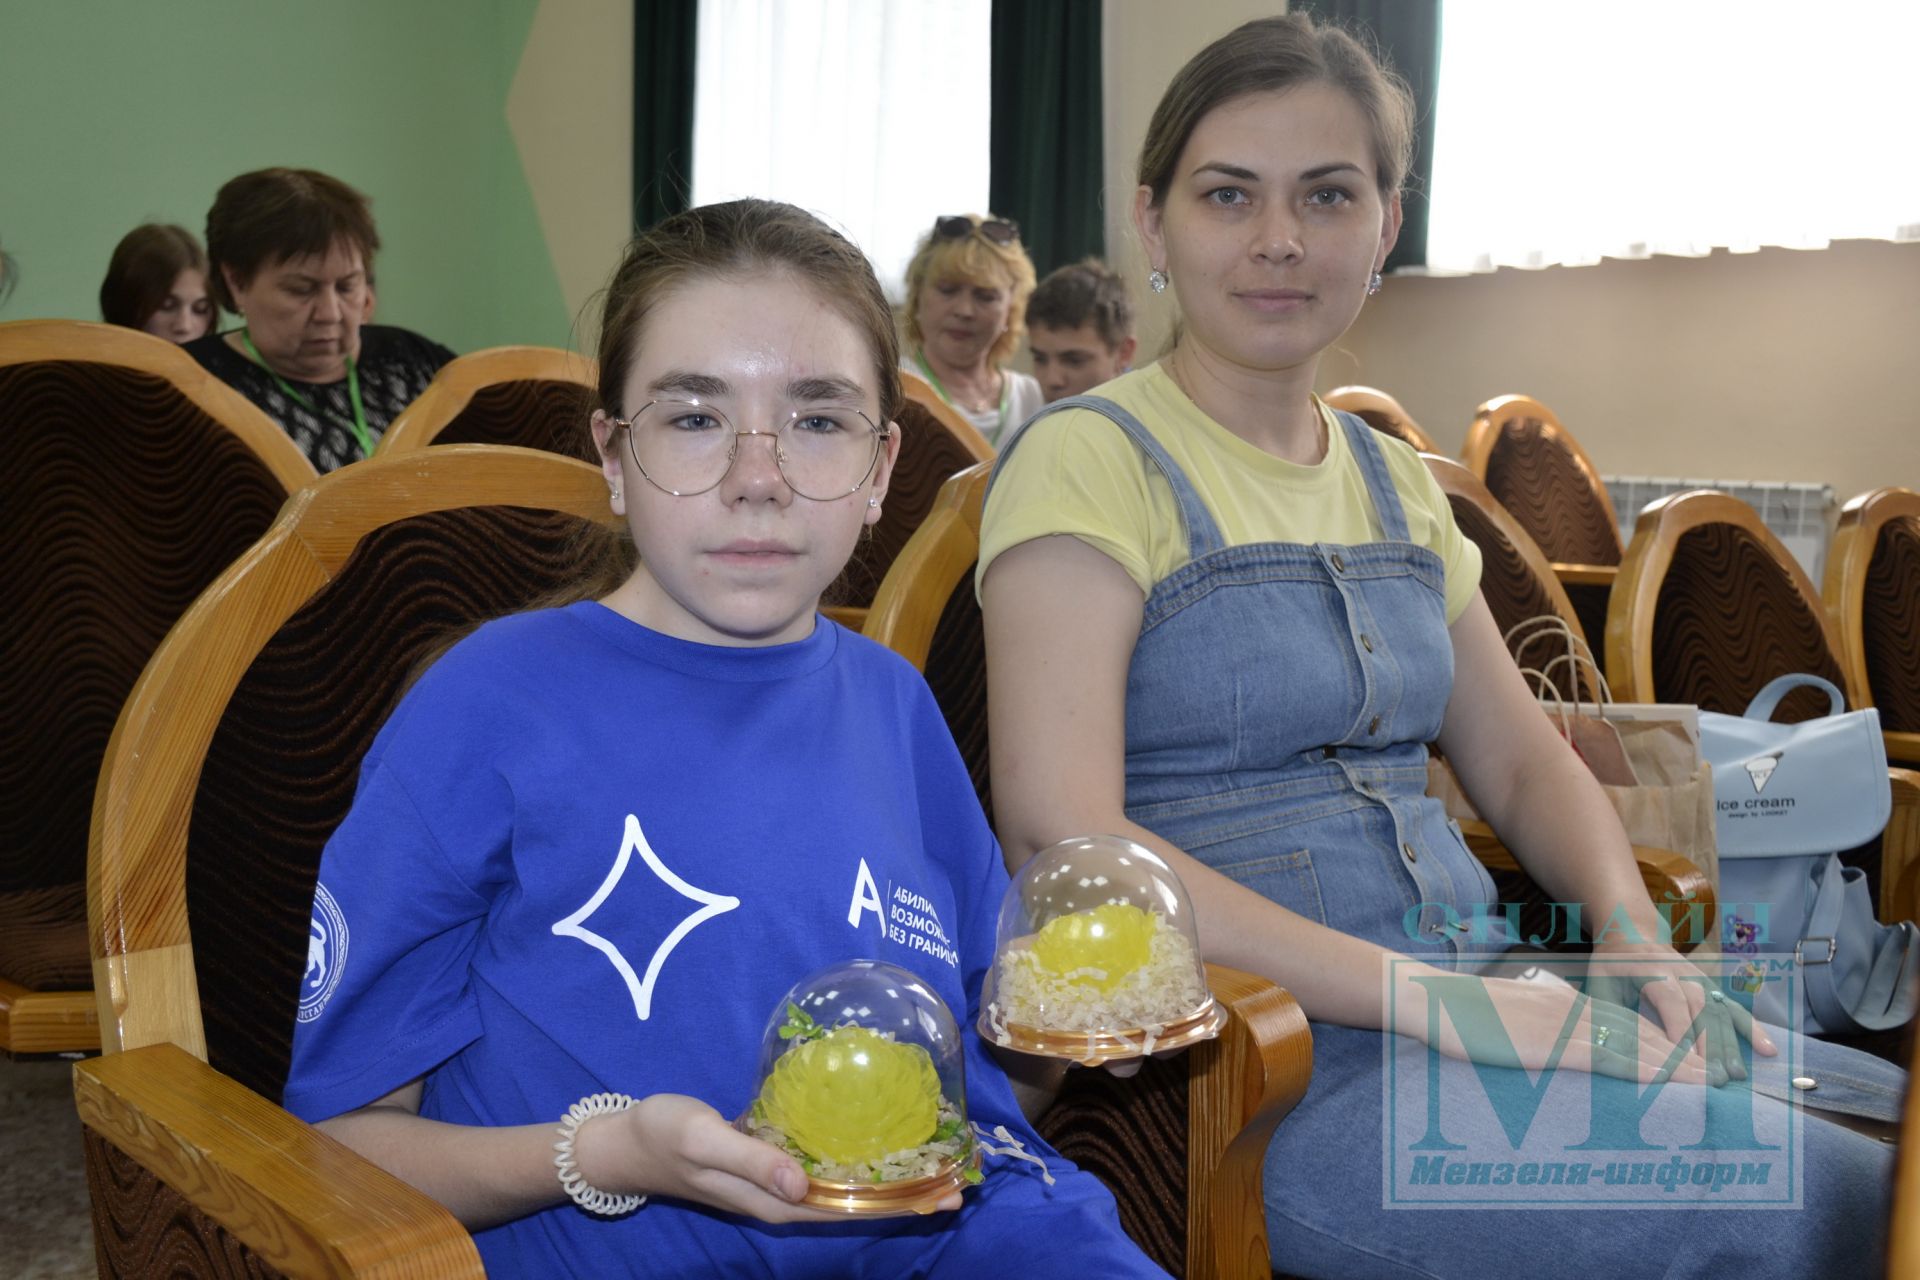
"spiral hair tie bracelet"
554,1092,646,1216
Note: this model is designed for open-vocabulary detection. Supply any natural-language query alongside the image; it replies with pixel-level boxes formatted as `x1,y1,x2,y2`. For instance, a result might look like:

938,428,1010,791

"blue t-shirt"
284,603,1163,1279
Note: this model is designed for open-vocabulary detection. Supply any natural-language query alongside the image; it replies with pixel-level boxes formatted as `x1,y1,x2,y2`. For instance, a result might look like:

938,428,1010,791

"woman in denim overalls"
981,15,1903,1278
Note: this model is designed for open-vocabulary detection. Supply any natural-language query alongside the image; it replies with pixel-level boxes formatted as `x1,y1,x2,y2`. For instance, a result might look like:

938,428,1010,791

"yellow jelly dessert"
758,1025,941,1167
1030,903,1157,992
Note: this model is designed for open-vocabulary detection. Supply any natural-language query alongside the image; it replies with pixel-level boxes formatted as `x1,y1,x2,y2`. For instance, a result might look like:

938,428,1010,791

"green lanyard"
240,329,373,458
913,348,1009,434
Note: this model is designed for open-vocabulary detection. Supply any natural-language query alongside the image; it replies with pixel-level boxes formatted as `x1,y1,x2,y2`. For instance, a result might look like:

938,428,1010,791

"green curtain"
1294,0,1442,272
988,0,1104,278
633,0,697,232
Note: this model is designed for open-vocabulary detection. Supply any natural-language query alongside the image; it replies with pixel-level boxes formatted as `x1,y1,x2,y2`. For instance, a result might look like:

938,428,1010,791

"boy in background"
1026,258,1135,403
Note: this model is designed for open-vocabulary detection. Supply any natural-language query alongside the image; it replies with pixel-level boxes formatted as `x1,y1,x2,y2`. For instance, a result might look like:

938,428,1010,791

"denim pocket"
1209,847,1328,927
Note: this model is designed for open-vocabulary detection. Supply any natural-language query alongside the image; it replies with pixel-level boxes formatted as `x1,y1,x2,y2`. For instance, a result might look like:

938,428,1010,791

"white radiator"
1602,477,1836,581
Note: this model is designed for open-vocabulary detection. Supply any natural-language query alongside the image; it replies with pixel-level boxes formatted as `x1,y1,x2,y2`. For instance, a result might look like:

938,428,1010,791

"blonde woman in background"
901,214,1042,446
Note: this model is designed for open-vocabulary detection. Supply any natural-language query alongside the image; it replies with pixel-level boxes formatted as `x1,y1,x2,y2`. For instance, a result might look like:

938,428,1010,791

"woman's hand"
1582,939,1777,1087
575,1094,960,1221
1396,967,1711,1087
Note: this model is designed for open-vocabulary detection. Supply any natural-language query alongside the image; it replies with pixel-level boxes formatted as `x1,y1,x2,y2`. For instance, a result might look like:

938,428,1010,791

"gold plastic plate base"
979,997,1227,1066
798,1148,981,1216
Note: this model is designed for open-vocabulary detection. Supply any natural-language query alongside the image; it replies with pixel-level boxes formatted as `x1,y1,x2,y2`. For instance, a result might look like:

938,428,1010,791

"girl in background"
99,223,214,343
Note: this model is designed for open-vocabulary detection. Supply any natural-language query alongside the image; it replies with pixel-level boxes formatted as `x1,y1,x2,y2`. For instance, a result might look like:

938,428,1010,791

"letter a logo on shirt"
552,813,739,1021
848,857,885,934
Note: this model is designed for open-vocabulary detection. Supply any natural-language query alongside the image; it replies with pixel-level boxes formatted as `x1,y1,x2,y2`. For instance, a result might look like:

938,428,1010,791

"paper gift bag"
1428,718,1719,953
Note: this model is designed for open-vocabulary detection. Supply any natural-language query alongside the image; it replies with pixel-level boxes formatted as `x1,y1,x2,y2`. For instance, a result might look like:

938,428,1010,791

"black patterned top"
185,326,457,473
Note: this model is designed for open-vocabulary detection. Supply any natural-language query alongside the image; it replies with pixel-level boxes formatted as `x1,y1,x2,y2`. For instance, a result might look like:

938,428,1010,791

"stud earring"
1148,269,1168,294
611,487,621,502
1367,271,1383,296
868,497,881,509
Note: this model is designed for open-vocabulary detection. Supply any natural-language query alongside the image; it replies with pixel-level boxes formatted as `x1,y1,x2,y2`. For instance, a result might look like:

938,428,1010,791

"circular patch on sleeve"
298,883,350,1023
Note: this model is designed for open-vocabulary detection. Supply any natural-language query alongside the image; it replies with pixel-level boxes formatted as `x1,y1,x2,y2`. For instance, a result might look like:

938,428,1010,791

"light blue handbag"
1703,674,1916,1034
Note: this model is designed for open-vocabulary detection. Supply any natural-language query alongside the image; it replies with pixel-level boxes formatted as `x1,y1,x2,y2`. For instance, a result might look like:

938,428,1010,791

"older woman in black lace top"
184,168,454,472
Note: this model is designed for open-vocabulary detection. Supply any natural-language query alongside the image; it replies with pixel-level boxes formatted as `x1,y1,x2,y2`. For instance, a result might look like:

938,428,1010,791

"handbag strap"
1800,856,1920,1033
1744,673,1846,722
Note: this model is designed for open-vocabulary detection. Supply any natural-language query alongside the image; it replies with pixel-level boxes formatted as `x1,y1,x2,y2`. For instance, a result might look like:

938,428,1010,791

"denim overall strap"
1332,408,1413,543
989,394,1227,559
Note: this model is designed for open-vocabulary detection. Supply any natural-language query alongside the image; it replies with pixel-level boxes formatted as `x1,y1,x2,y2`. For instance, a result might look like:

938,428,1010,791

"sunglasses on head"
933,215,1020,246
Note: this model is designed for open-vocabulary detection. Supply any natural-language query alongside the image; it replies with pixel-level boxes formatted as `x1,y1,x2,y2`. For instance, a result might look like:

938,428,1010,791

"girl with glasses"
979,13,1900,1279
902,213,1045,446
282,198,1165,1280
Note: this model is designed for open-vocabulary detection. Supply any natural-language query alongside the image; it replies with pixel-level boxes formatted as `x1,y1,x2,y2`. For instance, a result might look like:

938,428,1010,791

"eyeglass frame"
933,215,1020,247
603,398,892,501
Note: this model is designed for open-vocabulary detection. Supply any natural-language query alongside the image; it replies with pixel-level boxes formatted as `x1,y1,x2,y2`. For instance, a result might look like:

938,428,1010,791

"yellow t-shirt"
977,363,1483,623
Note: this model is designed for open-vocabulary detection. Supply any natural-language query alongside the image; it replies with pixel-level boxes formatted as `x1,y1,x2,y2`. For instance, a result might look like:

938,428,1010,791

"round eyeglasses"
607,399,889,501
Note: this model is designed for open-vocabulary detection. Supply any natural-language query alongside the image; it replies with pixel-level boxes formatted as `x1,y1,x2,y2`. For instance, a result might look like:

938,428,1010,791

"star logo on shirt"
551,813,740,1021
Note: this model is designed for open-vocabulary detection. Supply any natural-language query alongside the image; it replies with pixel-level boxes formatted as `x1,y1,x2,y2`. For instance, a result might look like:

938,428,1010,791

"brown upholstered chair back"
833,373,994,610
1325,385,1441,454
1463,394,1623,568
375,346,599,462
1423,454,1600,703
1861,515,1920,733
89,447,618,1091
189,505,601,1100
0,320,313,996
1608,490,1847,722
1827,488,1920,740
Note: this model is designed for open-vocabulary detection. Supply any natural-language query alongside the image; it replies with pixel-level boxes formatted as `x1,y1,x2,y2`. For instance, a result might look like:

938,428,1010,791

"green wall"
0,0,572,353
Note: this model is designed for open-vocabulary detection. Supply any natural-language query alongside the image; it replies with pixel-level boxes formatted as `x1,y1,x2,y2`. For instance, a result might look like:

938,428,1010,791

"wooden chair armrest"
1189,963,1312,1280
74,1043,482,1278
1551,562,1619,587
1886,731,1920,771
1883,768,1920,927
1457,821,1715,949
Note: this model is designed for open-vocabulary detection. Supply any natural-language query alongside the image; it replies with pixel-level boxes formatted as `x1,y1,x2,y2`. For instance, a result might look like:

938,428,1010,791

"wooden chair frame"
900,367,997,459
373,344,598,455
1325,385,1441,454
1824,486,1920,768
1607,489,1920,926
820,369,994,634
1462,394,1622,593
0,319,314,489
1,320,314,1056
82,445,618,1275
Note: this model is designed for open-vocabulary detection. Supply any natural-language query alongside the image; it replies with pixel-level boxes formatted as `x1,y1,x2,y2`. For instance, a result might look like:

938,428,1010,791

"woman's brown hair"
1138,13,1415,208
204,168,381,311
99,224,210,330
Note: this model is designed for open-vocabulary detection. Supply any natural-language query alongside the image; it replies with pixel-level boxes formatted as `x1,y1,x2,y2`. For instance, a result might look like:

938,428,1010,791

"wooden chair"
1462,394,1622,645
1325,385,1441,453
80,444,620,1276
0,319,314,1057
374,344,598,461
1423,453,1597,701
823,369,994,631
1419,455,1711,940
1825,487,1920,769
1608,489,1920,925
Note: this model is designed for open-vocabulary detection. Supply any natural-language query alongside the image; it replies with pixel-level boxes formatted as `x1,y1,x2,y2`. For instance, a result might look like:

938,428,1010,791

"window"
691,0,992,296
1425,1,1920,272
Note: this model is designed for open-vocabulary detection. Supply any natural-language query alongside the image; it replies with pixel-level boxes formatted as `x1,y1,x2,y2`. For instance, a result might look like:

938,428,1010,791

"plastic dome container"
740,958,980,1214
980,834,1222,1065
